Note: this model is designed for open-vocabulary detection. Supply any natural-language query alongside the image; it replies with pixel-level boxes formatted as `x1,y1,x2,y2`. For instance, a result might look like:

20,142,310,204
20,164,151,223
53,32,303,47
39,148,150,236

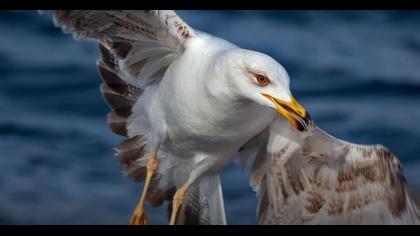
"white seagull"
44,10,420,225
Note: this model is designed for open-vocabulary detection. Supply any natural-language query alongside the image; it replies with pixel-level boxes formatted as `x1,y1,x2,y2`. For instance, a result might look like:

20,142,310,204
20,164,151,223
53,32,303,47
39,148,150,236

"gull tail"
170,174,227,225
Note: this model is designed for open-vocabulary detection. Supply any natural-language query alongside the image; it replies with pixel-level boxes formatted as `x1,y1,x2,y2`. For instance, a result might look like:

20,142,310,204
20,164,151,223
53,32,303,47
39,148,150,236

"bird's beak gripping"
262,93,312,132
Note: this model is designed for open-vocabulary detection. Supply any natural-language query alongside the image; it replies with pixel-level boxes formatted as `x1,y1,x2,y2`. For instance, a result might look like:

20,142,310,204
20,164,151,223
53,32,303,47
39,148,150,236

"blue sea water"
1,10,420,224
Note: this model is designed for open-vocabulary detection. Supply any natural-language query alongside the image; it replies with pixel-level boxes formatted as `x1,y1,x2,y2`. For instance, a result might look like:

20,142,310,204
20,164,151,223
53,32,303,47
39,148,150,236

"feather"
107,112,127,137
173,175,226,225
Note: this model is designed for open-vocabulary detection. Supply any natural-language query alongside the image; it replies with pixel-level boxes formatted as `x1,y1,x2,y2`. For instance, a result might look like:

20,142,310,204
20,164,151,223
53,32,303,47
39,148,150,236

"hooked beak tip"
295,112,313,132
262,93,312,132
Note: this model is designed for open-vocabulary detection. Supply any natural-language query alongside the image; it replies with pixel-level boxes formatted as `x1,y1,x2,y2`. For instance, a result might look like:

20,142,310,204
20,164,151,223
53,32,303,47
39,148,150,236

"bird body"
128,32,278,190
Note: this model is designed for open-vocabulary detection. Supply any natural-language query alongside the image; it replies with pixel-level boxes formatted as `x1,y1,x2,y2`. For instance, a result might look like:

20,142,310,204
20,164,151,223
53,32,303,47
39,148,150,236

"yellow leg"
129,150,158,225
169,184,190,225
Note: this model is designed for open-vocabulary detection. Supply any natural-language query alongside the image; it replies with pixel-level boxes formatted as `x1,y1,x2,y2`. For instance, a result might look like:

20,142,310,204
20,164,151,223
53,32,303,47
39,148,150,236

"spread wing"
43,10,196,206
248,118,420,224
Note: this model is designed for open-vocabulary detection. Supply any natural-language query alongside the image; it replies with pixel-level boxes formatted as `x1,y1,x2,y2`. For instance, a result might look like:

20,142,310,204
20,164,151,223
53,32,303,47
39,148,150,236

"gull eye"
255,74,270,86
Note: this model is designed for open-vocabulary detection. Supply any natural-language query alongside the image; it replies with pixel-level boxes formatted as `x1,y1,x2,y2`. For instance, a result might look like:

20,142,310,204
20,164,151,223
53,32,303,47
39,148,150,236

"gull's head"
224,49,312,132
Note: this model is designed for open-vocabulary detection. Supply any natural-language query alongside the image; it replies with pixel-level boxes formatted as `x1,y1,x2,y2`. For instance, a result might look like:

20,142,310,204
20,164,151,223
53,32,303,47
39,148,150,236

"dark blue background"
1,10,420,224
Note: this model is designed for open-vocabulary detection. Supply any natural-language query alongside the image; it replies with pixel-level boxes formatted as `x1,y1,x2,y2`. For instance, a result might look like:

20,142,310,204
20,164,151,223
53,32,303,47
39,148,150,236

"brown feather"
99,43,117,70
116,136,149,182
107,111,127,137
111,41,132,59
117,136,148,166
98,64,129,95
100,83,133,118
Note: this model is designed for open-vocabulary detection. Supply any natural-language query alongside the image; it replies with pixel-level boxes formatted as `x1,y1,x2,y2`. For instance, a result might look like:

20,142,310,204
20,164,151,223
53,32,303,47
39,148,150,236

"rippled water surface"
1,10,420,224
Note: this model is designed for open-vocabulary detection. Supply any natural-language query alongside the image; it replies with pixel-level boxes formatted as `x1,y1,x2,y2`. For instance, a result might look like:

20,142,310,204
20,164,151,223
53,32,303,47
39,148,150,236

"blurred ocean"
1,10,420,224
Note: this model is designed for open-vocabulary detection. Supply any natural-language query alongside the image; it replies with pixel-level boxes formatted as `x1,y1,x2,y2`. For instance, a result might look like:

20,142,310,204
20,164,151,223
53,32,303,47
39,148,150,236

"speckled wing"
249,118,420,224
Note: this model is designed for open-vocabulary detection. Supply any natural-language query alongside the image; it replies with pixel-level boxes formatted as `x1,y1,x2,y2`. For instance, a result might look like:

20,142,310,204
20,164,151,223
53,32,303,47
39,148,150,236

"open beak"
262,93,312,132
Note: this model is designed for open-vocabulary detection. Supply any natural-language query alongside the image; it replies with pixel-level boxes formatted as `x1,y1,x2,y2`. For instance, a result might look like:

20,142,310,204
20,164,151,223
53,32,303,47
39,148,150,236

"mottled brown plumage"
243,118,420,224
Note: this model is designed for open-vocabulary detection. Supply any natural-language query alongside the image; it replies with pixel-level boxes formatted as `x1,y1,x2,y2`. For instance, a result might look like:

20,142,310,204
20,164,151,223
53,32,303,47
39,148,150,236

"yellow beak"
262,93,312,131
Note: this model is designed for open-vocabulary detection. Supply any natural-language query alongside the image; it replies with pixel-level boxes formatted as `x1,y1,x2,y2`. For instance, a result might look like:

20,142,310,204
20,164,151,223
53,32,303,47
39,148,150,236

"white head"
221,49,312,131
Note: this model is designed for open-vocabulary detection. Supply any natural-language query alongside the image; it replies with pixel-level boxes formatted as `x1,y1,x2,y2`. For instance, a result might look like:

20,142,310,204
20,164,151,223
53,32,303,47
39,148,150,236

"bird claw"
130,210,149,225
